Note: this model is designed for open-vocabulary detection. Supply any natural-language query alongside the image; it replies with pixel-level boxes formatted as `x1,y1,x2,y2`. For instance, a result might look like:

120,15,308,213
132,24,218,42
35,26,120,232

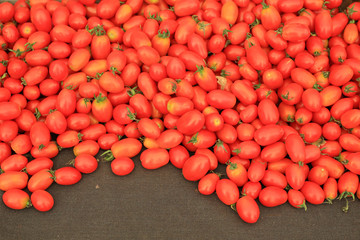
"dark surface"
1,148,360,240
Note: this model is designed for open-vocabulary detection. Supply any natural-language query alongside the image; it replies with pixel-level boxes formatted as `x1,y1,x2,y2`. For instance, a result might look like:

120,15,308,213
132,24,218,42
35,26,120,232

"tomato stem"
215,139,228,153
157,29,170,39
230,203,237,212
296,200,307,211
94,93,107,103
187,132,199,144
34,108,41,120
100,150,115,162
26,200,32,208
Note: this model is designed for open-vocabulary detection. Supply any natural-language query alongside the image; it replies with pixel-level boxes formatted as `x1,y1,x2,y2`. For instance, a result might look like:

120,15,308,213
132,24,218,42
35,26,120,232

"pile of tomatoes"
0,0,360,223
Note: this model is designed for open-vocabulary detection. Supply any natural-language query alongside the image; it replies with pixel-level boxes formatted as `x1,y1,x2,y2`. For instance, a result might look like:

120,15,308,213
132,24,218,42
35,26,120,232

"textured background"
1,0,360,239
1,149,360,240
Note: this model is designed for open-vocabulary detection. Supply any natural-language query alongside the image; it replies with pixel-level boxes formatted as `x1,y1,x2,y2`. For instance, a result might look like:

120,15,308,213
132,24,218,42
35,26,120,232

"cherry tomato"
259,186,287,207
182,154,210,181
2,189,30,210
31,190,54,212
53,167,82,185
216,179,239,205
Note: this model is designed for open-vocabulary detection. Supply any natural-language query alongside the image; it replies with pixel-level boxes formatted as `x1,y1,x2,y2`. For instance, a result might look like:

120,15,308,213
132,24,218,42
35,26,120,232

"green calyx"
232,148,241,155
87,25,106,36
126,107,138,122
34,108,41,120
94,93,107,103
261,1,269,9
215,139,228,153
100,150,115,162
296,200,307,211
187,132,199,144
338,191,355,213
157,29,170,39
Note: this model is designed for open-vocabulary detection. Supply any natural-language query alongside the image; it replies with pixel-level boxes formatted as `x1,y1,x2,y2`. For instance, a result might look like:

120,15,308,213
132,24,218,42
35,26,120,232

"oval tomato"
182,154,210,181
259,186,287,207
236,196,260,224
216,179,240,205
140,148,169,170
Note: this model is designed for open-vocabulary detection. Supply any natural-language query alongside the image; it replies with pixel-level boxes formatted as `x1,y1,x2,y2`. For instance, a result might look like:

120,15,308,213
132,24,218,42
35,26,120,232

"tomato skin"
322,122,341,141
216,179,240,205
258,99,279,125
44,111,67,135
330,98,354,120
156,129,184,149
174,0,200,17
302,89,321,112
129,94,152,118
340,109,360,129
0,171,28,191
226,159,247,187
11,134,32,155
282,23,310,42
239,105,258,123
288,189,307,210
241,181,261,199
56,89,76,117
254,124,284,146
300,181,325,205
73,140,99,157
31,6,52,32
323,177,338,201
216,124,237,144
25,157,53,176
30,122,51,148
259,186,287,207
140,148,169,170
176,110,205,136
182,154,210,181
261,3,281,30
231,140,261,160
54,167,82,185
3,189,30,210
314,11,332,40
312,156,344,179
236,196,260,224
247,157,267,183
15,109,36,131
329,64,353,87
30,141,59,159
92,94,113,123
1,155,28,172
339,134,360,153
231,80,257,106
206,90,236,110
0,143,12,164
169,145,189,169
74,154,98,174
111,138,142,158
198,173,219,196
0,102,22,121
299,123,322,143
31,190,54,212
0,120,18,142
261,170,287,189
344,152,360,175
111,157,135,176
338,172,359,197
246,46,270,71
261,142,287,163
195,148,218,171
307,166,328,186
28,169,53,192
